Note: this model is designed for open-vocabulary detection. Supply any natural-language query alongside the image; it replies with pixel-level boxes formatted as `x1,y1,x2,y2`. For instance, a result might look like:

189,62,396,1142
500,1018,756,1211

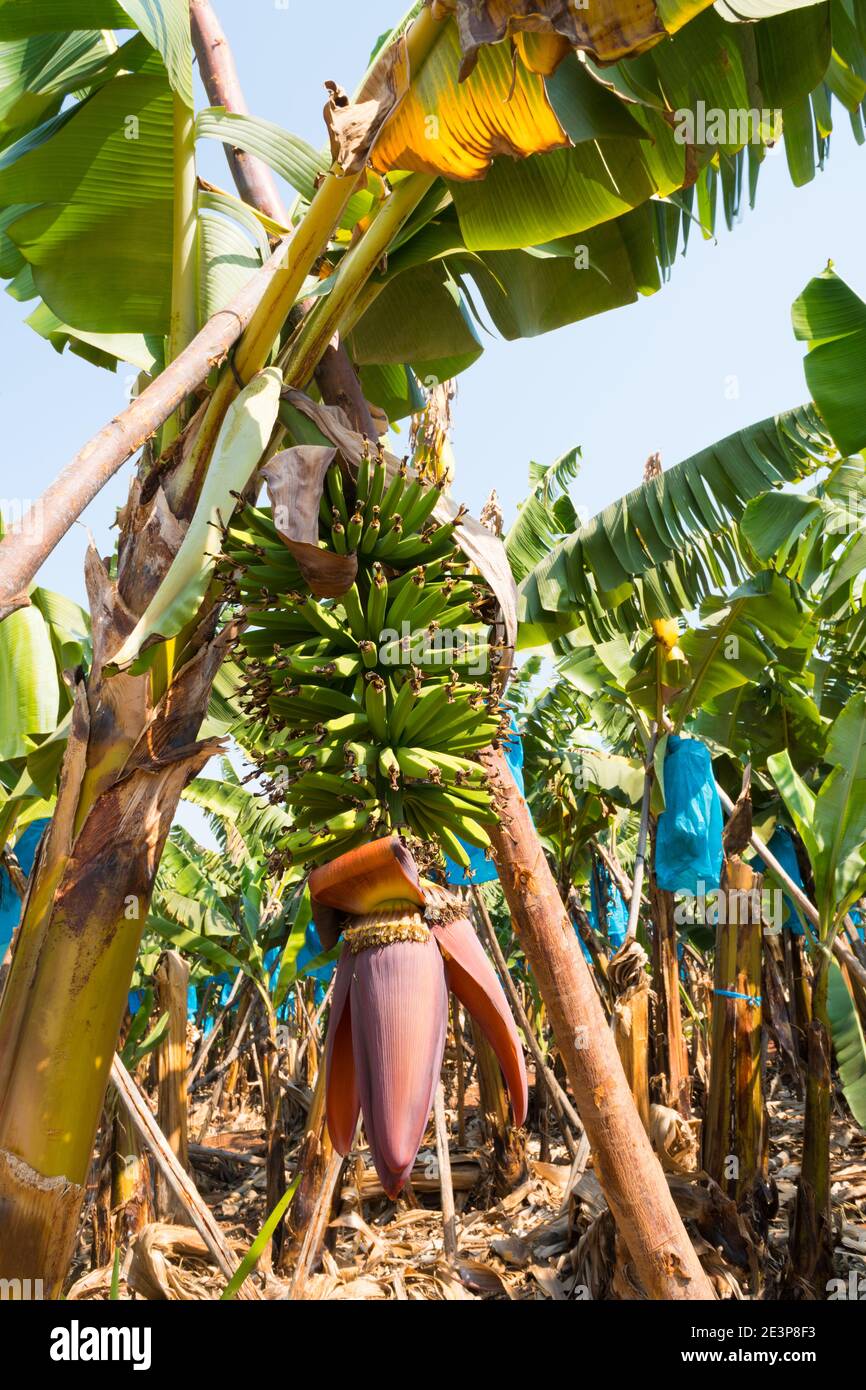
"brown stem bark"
109,1054,258,1298
609,941,651,1133
783,956,834,1298
482,746,714,1300
433,1080,458,1260
702,859,765,1209
279,1062,342,1281
648,867,690,1115
154,950,191,1219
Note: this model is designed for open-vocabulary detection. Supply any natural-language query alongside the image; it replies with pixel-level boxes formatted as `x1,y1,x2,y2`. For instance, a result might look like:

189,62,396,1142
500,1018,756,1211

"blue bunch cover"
752,825,807,937
0,818,49,954
443,713,526,887
654,735,723,895
589,859,628,950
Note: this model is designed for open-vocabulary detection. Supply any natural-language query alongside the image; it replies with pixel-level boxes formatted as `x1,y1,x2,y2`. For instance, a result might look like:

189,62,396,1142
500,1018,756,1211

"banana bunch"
222,446,509,869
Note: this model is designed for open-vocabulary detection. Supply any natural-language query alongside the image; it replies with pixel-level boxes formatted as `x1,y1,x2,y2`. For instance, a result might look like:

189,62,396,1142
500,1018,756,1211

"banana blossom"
311,837,527,1197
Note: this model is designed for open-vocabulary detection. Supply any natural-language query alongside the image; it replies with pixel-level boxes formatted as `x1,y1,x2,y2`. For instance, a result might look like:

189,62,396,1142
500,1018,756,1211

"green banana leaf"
792,267,866,455
827,956,866,1127
518,405,832,646
0,603,60,760
0,64,176,335
768,694,866,931
0,0,193,106
181,777,294,851
505,446,581,584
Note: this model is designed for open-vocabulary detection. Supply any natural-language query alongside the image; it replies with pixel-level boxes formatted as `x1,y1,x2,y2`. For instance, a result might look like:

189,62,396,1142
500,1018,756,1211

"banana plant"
1,0,855,1302
768,696,866,1295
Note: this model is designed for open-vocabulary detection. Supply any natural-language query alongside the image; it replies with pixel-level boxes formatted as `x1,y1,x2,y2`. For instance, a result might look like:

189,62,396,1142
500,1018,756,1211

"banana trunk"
154,951,191,1220
702,858,768,1221
649,866,690,1115
783,954,834,1298
482,746,714,1301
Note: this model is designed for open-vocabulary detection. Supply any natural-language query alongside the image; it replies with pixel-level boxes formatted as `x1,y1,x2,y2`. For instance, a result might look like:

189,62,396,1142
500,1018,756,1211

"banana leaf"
827,956,866,1126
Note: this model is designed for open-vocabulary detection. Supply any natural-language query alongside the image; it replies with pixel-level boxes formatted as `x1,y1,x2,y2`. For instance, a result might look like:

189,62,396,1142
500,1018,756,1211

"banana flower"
311,837,527,1197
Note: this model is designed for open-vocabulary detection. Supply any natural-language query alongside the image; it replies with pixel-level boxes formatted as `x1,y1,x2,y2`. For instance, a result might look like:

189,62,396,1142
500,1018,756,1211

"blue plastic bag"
0,817,49,955
443,713,526,887
654,735,723,895
752,825,807,936
589,859,628,950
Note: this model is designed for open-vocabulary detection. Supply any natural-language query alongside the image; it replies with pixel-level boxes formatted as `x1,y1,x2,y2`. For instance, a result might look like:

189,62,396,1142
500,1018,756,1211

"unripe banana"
360,513,381,555
378,462,408,528
402,479,445,533
326,464,349,526
386,569,426,630
378,746,401,789
389,677,418,744
346,510,364,551
339,584,367,641
364,675,389,743
356,448,371,508
401,683,453,743
366,562,389,637
365,456,387,516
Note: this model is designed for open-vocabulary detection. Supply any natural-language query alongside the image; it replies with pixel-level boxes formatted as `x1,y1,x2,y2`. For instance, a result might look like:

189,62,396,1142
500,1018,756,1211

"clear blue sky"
2,0,864,609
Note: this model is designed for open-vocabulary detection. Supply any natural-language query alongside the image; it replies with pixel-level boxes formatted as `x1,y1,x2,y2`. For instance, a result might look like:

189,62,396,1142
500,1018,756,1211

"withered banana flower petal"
432,916,528,1126
324,948,361,1153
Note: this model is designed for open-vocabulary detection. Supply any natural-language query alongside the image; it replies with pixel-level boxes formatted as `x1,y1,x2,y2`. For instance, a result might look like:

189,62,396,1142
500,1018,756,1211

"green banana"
401,683,453,743
359,639,378,669
346,509,364,551
356,448,371,508
343,741,377,775
378,746,401,789
394,746,444,783
360,512,381,555
296,597,358,649
365,456,386,516
339,585,367,641
326,463,349,525
385,570,425,630
281,648,362,679
331,518,347,553
378,463,408,527
402,478,445,533
364,675,389,743
388,677,418,743
366,563,389,637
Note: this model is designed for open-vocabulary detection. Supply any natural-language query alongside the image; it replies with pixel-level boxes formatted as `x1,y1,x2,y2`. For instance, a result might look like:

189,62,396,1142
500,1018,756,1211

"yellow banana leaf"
371,19,569,179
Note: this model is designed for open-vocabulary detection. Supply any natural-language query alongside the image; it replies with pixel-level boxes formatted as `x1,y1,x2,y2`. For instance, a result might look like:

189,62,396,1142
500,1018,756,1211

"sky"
1,2,865,842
